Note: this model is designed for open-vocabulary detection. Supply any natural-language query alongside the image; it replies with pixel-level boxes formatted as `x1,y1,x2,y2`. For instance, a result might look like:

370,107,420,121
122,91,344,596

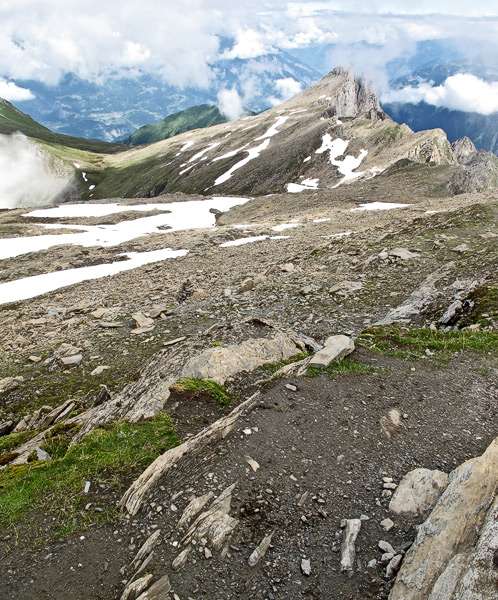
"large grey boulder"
390,438,498,600
389,468,449,516
309,335,354,367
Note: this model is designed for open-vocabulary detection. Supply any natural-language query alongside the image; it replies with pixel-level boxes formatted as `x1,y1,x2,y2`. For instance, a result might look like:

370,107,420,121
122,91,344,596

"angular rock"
340,518,362,572
390,438,498,600
389,468,449,516
248,532,274,567
309,335,354,367
136,575,171,600
61,354,83,366
301,558,311,576
121,574,154,600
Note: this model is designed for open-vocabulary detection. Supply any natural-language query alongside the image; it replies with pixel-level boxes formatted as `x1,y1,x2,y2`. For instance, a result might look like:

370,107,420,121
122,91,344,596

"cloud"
1,1,498,94
217,87,244,120
0,79,34,101
382,73,498,115
268,77,303,105
0,133,71,209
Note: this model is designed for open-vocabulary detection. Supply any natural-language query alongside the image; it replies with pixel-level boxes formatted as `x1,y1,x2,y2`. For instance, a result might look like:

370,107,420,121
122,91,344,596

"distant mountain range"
10,50,319,142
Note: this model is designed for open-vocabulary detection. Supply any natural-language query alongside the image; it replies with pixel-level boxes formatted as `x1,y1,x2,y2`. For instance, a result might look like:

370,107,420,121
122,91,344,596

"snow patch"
351,202,412,212
287,178,319,193
0,248,187,305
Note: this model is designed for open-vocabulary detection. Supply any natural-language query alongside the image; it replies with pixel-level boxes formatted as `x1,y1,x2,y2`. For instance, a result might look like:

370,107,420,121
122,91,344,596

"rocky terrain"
0,70,497,600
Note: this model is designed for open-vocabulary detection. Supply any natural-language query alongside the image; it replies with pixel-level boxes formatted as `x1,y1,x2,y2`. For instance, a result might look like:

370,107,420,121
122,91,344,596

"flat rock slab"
182,332,300,384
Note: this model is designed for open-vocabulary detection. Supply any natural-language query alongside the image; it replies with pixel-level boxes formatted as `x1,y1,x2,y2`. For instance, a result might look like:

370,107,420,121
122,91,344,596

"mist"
0,133,71,209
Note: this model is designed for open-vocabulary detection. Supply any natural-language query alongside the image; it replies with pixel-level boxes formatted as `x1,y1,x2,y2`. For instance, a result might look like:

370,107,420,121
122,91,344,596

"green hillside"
0,98,124,154
126,104,227,145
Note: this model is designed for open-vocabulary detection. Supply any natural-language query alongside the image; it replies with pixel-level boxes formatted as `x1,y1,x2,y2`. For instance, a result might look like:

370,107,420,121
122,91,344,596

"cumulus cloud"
0,133,71,209
382,73,498,115
268,77,303,105
217,87,244,120
0,79,34,101
1,1,498,95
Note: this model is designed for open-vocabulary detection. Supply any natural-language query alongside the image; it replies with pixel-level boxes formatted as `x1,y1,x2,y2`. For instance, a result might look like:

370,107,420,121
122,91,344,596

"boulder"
182,332,300,384
389,468,449,516
309,335,354,367
389,438,498,600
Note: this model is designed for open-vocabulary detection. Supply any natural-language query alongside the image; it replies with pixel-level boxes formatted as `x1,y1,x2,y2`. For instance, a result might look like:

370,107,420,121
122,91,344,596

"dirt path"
2,349,496,600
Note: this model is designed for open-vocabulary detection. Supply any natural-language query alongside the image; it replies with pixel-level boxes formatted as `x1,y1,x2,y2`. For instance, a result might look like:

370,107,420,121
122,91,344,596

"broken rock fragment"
340,518,362,572
309,335,354,368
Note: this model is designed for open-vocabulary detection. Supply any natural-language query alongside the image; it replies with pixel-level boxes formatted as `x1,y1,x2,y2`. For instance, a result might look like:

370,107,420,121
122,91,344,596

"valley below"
0,70,497,600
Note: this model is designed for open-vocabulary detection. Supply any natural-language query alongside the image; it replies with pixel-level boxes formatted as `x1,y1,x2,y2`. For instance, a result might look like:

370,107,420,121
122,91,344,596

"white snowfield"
0,248,187,305
220,235,288,248
316,134,370,185
287,178,319,193
1,197,251,260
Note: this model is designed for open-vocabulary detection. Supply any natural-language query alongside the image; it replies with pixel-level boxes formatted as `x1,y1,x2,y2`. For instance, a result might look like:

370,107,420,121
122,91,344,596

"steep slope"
90,68,465,199
126,104,227,146
0,98,124,154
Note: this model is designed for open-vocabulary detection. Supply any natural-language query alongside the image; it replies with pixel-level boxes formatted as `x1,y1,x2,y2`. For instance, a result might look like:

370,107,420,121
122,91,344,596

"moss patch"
172,378,232,407
0,414,178,536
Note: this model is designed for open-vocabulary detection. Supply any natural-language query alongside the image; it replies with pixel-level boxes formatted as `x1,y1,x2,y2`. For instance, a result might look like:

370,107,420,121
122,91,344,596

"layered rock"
390,438,498,600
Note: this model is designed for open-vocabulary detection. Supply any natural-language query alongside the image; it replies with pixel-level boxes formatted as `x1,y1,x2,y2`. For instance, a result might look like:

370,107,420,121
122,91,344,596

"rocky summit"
0,68,497,600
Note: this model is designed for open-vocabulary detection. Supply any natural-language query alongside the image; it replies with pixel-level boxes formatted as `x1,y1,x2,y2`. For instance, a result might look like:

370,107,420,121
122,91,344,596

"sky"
1,1,498,114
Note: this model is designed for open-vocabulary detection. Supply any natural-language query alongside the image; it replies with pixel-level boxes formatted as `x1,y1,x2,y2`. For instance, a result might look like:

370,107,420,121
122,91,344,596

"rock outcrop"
390,438,498,600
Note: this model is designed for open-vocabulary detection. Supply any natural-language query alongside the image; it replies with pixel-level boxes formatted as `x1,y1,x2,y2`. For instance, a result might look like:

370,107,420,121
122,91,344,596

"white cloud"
268,77,302,106
222,29,273,60
217,87,244,120
0,133,71,209
0,1,497,94
0,78,34,101
382,73,498,115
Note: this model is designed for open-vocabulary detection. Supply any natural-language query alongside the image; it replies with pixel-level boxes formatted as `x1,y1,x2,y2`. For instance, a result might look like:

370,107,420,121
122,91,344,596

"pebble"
380,518,394,531
301,558,311,576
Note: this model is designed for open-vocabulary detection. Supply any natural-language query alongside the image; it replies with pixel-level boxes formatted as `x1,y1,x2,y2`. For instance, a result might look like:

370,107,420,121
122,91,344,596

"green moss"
0,414,178,535
359,325,498,360
306,357,379,379
460,285,498,328
172,378,232,407
0,430,33,453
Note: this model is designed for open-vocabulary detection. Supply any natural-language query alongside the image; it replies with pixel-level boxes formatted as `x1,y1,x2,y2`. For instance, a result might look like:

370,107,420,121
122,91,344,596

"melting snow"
188,142,220,164
0,248,187,305
220,235,288,248
176,140,194,156
303,156,311,163
212,145,249,162
2,197,250,260
351,202,412,212
316,134,369,185
287,179,319,193
255,116,289,141
313,218,331,223
214,139,270,186
272,223,301,232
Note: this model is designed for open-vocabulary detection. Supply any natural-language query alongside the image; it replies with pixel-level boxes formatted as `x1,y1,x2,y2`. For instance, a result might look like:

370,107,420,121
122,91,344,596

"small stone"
204,547,213,559
91,365,109,376
386,554,403,578
367,559,377,569
61,354,82,366
301,558,311,576
285,384,297,392
378,540,396,554
380,518,394,531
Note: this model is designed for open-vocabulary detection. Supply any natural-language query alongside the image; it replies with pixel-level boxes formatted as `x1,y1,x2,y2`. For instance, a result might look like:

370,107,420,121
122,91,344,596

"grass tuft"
0,414,178,535
359,325,498,360
306,357,379,379
172,378,232,407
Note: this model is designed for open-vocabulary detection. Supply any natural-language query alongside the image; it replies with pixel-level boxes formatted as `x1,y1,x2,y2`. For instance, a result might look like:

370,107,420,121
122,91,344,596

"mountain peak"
281,66,382,119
